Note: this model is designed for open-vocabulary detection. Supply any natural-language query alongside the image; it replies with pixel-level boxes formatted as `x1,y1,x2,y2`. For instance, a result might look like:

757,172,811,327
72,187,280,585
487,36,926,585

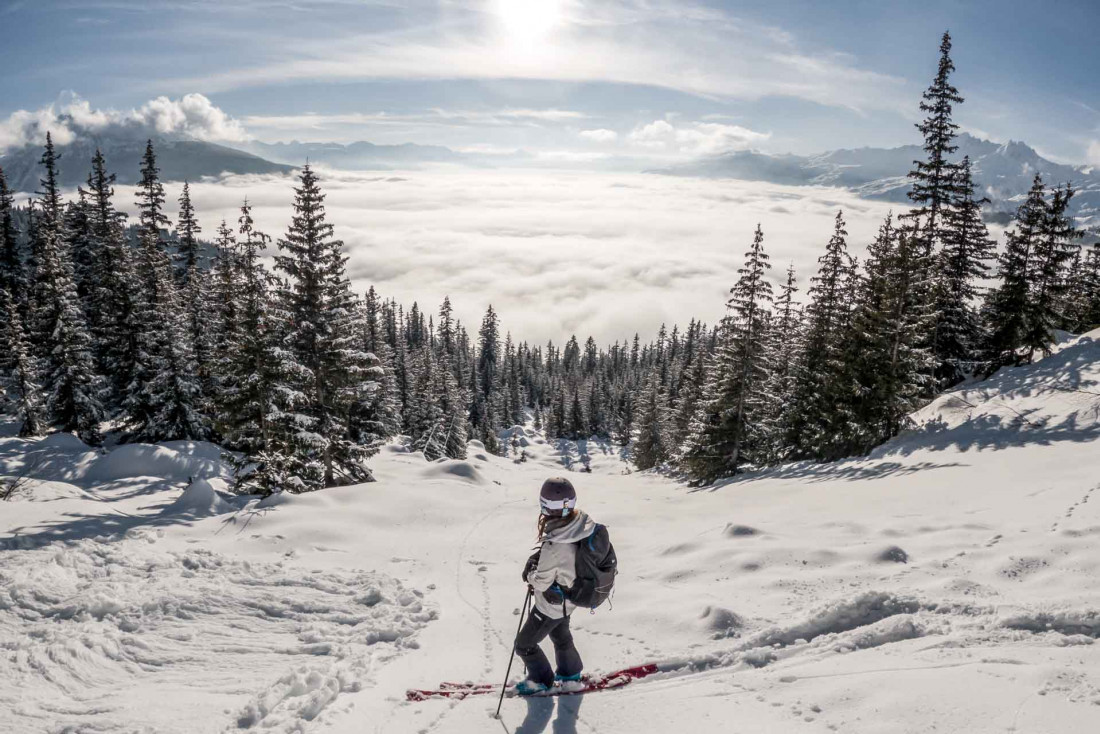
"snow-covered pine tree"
904,30,964,259
218,201,288,461
30,134,106,444
85,149,139,407
62,190,96,314
176,183,214,393
759,262,801,463
123,140,209,443
982,176,1047,371
0,167,29,313
568,387,586,439
1023,184,1083,361
632,371,671,470
786,211,856,460
0,288,44,436
679,224,773,481
475,305,502,451
1078,245,1100,331
852,220,934,448
358,286,401,437
274,164,384,489
931,156,996,386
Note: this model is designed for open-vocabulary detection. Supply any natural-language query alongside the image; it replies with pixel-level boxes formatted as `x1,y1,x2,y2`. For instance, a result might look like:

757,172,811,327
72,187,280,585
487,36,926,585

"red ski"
406,663,659,702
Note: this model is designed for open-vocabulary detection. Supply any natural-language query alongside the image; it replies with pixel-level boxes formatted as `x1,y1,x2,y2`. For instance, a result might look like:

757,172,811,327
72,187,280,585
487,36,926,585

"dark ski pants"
515,607,583,687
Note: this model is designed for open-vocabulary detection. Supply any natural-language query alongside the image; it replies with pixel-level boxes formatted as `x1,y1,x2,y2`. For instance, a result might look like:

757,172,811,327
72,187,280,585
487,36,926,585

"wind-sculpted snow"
0,529,436,732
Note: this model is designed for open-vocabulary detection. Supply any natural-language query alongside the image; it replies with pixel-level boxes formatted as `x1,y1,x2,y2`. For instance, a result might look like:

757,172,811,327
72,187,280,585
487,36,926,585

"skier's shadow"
512,694,584,734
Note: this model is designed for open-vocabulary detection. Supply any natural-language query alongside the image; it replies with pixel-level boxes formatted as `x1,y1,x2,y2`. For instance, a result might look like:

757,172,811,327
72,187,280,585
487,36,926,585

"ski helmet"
539,477,577,516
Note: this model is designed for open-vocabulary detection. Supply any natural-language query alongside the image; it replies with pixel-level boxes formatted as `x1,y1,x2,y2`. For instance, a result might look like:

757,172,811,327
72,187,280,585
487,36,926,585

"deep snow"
2,332,1100,733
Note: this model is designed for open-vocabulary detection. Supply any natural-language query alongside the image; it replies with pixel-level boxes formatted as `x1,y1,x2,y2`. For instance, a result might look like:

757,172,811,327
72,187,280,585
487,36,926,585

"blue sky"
1,0,1098,164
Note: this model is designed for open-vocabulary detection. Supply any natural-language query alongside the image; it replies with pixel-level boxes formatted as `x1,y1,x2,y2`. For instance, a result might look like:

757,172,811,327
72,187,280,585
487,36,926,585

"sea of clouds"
111,168,921,345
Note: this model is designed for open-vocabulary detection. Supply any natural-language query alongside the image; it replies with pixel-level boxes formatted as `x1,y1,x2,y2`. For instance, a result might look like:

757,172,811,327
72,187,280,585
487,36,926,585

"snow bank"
420,459,486,485
1001,608,1100,638
162,477,232,516
83,442,226,484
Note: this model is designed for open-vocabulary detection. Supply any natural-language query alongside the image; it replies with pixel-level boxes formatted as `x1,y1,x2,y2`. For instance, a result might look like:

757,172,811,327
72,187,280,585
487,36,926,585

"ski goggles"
540,496,576,516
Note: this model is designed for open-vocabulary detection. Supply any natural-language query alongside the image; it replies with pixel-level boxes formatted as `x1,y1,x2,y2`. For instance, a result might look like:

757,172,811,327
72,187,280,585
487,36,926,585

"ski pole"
494,586,533,719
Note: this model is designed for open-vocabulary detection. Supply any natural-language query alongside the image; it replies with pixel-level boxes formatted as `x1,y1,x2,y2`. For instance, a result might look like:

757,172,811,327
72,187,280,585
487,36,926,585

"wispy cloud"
161,0,909,115
578,128,617,143
242,107,586,132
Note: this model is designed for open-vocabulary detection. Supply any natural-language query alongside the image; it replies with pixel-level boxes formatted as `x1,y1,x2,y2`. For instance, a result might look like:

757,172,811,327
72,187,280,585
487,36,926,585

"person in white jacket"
514,477,596,695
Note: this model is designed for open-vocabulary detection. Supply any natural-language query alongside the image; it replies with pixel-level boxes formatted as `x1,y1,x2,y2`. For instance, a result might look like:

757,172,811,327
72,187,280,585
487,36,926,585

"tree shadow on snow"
554,437,630,473
511,694,585,734
1,506,199,549
689,458,969,493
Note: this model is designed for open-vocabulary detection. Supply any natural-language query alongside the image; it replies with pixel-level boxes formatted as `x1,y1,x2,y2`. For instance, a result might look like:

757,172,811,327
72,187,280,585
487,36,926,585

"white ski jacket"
526,511,597,619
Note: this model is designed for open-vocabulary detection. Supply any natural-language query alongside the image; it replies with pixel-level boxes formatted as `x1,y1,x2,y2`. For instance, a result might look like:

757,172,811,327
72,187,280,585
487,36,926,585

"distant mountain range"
241,140,467,169
2,127,1095,237
651,133,1099,231
0,136,293,193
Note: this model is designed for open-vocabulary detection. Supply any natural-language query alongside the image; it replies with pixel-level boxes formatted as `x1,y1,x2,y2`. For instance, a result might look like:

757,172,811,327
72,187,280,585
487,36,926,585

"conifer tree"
1023,184,1082,361
0,168,28,312
632,372,670,470
931,156,996,385
983,176,1046,370
218,201,287,458
85,149,139,405
905,30,964,256
786,212,856,460
1078,245,1100,330
273,165,384,489
759,263,800,463
680,225,773,480
124,140,209,442
30,135,106,444
0,288,44,436
176,183,214,391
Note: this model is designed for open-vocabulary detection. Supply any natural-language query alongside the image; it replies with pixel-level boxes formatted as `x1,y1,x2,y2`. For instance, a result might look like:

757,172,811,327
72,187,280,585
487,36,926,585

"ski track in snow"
0,529,435,733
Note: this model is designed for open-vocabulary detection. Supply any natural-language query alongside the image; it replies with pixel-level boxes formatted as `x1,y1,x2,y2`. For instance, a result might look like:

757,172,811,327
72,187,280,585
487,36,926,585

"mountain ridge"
651,133,1100,230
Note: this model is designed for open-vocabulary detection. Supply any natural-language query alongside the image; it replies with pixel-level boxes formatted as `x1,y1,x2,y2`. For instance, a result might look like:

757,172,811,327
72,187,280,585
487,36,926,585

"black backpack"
565,524,617,609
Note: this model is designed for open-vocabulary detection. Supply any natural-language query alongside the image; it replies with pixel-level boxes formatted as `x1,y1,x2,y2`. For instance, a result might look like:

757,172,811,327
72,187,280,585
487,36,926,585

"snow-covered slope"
2,333,1100,732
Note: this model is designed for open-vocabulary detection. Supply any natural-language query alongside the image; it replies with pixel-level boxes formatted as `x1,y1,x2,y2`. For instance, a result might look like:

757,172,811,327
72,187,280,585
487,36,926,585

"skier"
514,477,596,696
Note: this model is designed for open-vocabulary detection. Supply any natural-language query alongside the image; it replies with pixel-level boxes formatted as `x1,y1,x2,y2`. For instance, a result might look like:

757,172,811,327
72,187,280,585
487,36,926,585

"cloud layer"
110,168,908,345
0,93,247,153
628,120,771,155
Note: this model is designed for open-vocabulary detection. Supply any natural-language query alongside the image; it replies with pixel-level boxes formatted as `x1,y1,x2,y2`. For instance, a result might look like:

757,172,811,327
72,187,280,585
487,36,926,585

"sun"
491,0,565,46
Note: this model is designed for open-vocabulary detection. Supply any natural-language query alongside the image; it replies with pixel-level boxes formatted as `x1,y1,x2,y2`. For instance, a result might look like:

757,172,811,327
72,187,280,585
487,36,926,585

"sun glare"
492,0,564,46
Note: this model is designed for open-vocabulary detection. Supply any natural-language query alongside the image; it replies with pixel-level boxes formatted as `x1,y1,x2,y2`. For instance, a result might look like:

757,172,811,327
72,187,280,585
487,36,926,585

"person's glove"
522,550,540,582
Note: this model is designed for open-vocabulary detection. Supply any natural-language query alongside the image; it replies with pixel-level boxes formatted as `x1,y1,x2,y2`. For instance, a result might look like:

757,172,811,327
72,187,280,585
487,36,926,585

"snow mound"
700,606,744,638
38,432,90,451
0,530,436,732
162,477,232,516
1001,608,1100,638
747,591,921,648
420,460,485,484
83,442,226,484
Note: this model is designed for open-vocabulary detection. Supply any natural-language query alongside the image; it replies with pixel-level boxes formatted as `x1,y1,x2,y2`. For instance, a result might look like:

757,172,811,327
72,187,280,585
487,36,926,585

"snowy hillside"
2,333,1100,733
